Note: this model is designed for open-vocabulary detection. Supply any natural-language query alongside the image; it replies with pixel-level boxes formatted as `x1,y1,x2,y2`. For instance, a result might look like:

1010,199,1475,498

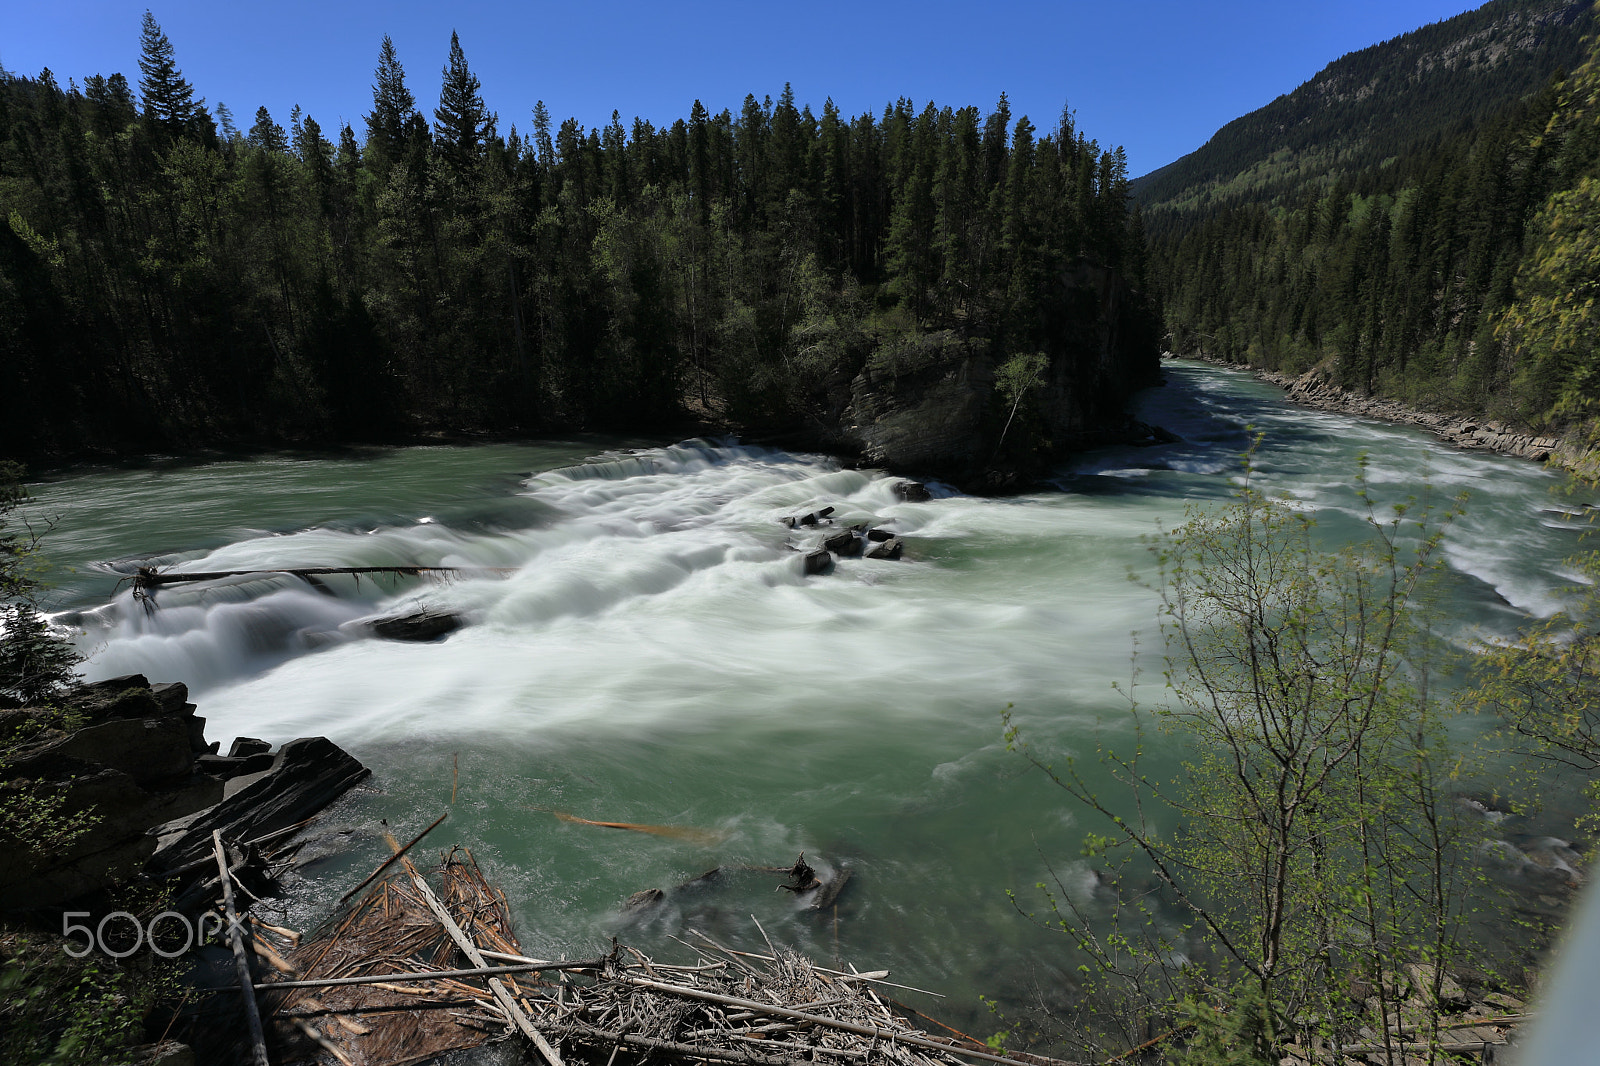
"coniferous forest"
0,15,1153,463
1147,0,1600,447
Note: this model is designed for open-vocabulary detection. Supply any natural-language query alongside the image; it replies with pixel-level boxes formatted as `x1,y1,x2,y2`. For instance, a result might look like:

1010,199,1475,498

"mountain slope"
1134,0,1595,232
1151,16,1600,449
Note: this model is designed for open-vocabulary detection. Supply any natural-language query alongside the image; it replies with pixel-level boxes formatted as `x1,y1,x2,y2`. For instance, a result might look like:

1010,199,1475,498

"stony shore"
1182,354,1599,474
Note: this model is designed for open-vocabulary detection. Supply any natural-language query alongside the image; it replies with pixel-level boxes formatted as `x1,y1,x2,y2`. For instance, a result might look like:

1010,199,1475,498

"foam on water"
31,361,1600,1022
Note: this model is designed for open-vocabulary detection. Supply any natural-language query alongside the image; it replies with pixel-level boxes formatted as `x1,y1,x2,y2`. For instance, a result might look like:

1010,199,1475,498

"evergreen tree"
247,106,289,154
136,10,198,133
365,35,417,166
434,30,492,172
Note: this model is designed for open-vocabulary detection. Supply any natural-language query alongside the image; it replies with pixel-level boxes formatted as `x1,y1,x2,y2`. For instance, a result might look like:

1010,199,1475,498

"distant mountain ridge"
1134,0,1595,228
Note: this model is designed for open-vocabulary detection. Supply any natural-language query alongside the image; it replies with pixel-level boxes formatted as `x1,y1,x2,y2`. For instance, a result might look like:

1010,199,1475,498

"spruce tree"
434,31,492,172
248,106,289,154
137,10,198,133
365,35,416,165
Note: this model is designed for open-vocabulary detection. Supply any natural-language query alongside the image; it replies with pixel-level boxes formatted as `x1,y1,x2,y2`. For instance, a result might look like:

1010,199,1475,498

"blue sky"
5,0,1483,178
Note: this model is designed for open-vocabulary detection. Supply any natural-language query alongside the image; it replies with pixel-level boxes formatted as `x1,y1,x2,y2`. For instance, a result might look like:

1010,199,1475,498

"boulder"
623,888,665,912
0,678,226,909
801,549,834,576
822,530,863,557
368,608,462,642
227,737,271,758
864,536,903,561
894,481,932,502
149,736,370,876
0,767,224,909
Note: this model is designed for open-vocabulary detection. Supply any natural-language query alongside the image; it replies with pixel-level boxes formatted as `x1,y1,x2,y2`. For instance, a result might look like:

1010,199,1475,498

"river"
25,360,1597,1031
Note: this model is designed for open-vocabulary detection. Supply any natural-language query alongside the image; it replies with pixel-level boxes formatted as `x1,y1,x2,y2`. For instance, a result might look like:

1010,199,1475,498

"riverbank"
1177,353,1600,478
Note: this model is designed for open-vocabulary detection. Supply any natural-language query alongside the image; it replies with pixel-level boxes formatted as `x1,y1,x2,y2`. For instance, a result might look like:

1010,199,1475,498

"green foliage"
136,10,199,134
1169,991,1279,1066
1499,175,1600,440
1,912,181,1064
1151,11,1600,440
0,462,79,709
1008,456,1488,1062
0,38,1157,456
1477,544,1600,833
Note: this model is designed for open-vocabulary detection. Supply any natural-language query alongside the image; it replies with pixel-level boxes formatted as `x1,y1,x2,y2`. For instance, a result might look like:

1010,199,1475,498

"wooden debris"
132,564,514,590
544,808,729,845
338,811,449,904
214,830,270,1066
242,838,1084,1066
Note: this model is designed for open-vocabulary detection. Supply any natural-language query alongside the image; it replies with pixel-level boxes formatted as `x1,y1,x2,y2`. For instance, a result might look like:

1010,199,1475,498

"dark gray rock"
802,549,834,576
149,736,369,875
368,608,462,642
624,888,665,912
10,716,194,786
227,737,271,758
0,766,225,909
864,536,903,561
822,530,862,557
785,505,835,528
894,480,932,502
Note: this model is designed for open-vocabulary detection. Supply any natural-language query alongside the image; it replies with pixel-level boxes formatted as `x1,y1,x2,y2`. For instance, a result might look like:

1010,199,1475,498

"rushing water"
24,361,1599,1029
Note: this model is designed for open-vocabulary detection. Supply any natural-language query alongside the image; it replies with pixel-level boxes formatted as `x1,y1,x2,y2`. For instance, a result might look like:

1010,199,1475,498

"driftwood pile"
227,832,1077,1066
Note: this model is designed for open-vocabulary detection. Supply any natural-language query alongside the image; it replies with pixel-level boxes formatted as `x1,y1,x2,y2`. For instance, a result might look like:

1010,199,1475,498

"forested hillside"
0,16,1155,465
1150,0,1600,447
1135,0,1596,231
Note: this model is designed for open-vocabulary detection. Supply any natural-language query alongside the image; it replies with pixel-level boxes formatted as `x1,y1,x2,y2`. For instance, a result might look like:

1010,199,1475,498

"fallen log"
253,960,603,992
133,565,515,590
215,831,271,1066
337,811,449,904
390,836,565,1066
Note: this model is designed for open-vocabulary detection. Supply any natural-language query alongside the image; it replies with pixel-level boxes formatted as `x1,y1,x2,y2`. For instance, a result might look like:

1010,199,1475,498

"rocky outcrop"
1246,361,1589,466
148,736,369,876
804,263,1160,489
0,675,367,910
0,677,220,908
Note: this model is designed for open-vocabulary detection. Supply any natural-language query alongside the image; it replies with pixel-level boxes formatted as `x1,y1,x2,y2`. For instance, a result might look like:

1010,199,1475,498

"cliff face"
822,264,1161,489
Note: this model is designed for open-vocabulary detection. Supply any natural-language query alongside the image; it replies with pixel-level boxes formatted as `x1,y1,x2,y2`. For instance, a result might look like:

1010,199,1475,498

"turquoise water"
23,362,1596,1030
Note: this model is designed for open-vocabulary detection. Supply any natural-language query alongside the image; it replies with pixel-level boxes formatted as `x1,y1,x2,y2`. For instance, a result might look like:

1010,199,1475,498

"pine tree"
434,30,492,171
365,35,417,166
137,10,198,134
248,106,289,154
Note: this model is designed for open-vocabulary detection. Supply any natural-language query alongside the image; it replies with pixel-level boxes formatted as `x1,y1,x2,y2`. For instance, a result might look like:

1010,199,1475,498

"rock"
864,527,895,542
822,530,862,557
227,737,271,758
125,1041,197,1066
0,766,225,909
8,715,194,786
864,536,903,561
801,549,834,576
894,480,932,502
623,888,665,912
149,736,369,876
0,678,230,909
367,608,462,642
